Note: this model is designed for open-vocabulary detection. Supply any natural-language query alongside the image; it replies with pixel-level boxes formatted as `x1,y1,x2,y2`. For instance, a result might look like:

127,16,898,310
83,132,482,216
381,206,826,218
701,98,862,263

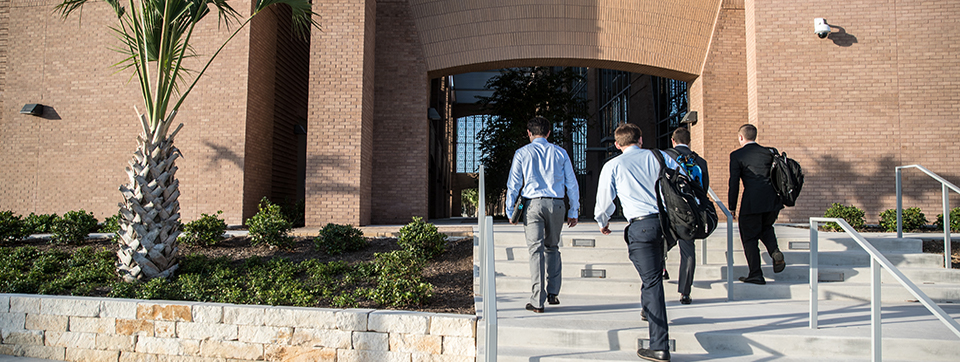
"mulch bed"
12,235,476,314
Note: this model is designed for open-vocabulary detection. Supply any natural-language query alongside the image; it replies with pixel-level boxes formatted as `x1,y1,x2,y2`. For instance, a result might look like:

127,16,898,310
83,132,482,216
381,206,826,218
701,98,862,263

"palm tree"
55,0,319,282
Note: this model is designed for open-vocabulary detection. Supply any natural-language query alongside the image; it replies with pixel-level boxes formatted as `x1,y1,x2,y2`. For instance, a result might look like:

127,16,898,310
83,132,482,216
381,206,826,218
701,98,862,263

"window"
455,115,492,173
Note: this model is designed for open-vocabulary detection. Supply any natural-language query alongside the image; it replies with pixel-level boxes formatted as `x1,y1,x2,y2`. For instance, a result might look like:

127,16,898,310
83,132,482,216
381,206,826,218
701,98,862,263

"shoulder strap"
651,149,667,170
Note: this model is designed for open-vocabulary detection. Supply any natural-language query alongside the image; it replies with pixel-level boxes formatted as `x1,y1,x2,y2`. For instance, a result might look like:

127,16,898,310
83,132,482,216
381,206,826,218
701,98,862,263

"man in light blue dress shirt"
594,123,679,362
505,117,580,313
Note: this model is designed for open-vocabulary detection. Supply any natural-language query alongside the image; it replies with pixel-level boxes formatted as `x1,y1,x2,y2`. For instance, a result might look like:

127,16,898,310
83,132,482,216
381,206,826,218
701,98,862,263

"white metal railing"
896,165,959,268
477,165,497,362
808,218,960,362
707,188,735,301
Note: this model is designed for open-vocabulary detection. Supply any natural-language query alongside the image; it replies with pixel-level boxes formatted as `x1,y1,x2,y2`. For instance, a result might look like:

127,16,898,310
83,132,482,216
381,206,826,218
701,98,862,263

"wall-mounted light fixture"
20,104,44,116
680,111,698,126
814,18,831,39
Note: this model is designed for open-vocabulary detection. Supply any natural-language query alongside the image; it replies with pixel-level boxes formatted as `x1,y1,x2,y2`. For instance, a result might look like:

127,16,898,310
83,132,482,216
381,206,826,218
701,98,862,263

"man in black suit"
665,127,708,304
728,124,785,284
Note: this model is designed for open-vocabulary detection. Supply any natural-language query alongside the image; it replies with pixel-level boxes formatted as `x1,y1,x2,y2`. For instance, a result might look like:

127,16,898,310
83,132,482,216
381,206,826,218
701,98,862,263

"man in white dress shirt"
505,116,580,313
594,123,678,362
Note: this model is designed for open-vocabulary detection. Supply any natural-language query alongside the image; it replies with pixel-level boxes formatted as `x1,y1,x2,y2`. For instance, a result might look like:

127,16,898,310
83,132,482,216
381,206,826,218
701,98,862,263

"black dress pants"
738,209,781,279
625,217,669,351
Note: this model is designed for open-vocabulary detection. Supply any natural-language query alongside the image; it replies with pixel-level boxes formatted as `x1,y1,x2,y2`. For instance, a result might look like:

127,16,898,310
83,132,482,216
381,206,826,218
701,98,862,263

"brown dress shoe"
525,303,544,313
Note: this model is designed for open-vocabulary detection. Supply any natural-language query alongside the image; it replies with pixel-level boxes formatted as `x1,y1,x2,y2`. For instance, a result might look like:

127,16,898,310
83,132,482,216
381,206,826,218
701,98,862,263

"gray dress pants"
523,198,565,308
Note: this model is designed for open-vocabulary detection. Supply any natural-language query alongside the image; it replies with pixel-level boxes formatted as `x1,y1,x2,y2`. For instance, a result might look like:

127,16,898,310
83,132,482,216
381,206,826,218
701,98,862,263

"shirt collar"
621,145,642,154
532,137,549,144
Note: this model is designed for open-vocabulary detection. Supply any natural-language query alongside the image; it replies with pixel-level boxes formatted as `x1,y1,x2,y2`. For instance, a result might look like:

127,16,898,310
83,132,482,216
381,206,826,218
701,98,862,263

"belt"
629,213,659,223
529,197,563,200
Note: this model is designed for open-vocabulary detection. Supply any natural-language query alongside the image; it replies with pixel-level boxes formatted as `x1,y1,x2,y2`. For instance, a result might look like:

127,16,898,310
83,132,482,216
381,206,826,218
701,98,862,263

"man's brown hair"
738,124,757,141
672,127,691,145
527,116,552,137
614,123,642,147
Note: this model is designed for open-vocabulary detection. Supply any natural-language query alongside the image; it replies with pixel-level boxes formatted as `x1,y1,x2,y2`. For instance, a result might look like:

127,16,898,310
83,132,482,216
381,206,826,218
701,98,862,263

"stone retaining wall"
0,294,477,362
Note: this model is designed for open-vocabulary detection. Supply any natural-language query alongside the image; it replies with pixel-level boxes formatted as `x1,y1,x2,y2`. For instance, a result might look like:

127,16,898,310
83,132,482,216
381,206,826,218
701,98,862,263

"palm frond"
254,0,320,40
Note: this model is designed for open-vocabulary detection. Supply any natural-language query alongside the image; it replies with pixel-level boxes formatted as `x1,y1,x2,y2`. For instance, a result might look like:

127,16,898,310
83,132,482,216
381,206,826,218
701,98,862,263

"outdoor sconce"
680,111,698,126
20,103,43,116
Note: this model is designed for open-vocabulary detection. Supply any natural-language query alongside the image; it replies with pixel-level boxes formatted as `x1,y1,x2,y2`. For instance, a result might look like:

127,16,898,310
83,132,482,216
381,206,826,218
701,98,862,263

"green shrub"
137,277,182,300
24,213,58,234
246,198,293,249
397,217,447,261
100,212,122,234
0,246,115,295
50,210,99,245
879,207,927,232
182,211,227,247
315,223,367,255
281,198,305,228
370,249,433,307
0,211,29,244
822,203,865,231
935,207,960,232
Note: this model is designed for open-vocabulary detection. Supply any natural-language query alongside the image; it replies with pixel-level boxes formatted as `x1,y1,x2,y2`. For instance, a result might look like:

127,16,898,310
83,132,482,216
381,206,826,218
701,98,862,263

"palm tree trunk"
116,123,183,282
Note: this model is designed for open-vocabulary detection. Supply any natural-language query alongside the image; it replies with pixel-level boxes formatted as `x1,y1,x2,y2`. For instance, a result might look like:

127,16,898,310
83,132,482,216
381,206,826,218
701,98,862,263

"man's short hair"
614,123,642,147
527,117,552,137
738,124,757,141
672,127,691,145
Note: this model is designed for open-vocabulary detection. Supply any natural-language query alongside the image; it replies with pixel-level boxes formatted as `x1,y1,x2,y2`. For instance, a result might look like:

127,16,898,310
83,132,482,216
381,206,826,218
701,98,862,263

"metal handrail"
808,218,960,362
896,165,959,269
477,165,497,362
707,188,735,301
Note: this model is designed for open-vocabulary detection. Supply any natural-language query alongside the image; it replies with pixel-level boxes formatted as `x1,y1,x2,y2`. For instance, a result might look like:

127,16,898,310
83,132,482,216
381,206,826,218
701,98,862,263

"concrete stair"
475,221,960,361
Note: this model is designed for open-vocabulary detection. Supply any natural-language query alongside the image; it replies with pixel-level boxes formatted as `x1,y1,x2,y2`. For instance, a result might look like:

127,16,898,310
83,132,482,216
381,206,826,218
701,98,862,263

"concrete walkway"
476,221,960,361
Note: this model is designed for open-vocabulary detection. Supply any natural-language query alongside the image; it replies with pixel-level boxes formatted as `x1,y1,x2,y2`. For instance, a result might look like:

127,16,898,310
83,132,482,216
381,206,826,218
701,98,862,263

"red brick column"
690,0,748,220
306,0,377,227
372,1,429,224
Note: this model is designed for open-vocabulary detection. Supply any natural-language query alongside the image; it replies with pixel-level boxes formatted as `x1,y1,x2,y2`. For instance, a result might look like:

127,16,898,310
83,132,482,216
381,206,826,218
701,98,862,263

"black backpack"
768,148,804,207
651,150,718,248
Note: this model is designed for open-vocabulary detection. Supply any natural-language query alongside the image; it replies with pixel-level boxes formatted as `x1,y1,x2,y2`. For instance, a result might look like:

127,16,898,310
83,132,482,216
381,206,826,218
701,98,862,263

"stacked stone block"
0,294,477,362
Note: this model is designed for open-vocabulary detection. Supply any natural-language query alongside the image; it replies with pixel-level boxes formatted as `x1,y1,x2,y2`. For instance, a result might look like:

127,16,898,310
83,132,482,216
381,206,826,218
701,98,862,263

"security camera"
814,18,831,39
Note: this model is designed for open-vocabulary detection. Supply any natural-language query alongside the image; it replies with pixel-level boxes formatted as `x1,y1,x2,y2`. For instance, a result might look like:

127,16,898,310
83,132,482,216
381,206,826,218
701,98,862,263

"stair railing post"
871,257,882,362
478,165,487,297
809,218,819,330
944,184,951,269
896,167,903,239
477,165,498,362
707,188,734,301
483,216,497,362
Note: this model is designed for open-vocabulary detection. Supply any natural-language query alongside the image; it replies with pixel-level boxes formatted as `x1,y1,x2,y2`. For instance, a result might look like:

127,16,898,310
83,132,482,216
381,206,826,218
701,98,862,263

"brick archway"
306,0,745,226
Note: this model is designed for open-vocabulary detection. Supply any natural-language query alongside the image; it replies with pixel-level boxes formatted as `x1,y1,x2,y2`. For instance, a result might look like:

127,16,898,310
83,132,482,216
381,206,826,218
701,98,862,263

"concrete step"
492,245,944,269
477,293,960,362
493,275,960,302
543,233,924,253
493,258,960,285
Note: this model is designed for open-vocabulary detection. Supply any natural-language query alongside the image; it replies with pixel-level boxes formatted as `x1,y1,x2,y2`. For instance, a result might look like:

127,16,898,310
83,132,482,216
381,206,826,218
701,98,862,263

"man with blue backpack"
664,127,709,305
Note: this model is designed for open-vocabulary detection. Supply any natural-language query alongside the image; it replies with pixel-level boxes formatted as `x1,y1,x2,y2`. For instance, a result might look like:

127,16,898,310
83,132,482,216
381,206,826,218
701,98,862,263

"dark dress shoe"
525,303,544,313
679,294,692,304
772,250,786,273
662,268,670,280
637,348,670,362
739,276,766,285
547,294,560,305
640,309,647,321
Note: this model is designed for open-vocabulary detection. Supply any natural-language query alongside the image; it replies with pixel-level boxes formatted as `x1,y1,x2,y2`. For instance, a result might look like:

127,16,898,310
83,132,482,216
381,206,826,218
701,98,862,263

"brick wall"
372,0,430,224
244,6,280,220
690,0,748,220
306,0,377,227
0,294,477,362
743,0,960,222
0,1,252,225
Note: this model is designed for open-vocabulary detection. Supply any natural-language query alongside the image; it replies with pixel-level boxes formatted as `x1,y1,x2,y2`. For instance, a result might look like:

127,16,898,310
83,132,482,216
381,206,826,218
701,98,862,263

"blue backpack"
673,151,704,188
